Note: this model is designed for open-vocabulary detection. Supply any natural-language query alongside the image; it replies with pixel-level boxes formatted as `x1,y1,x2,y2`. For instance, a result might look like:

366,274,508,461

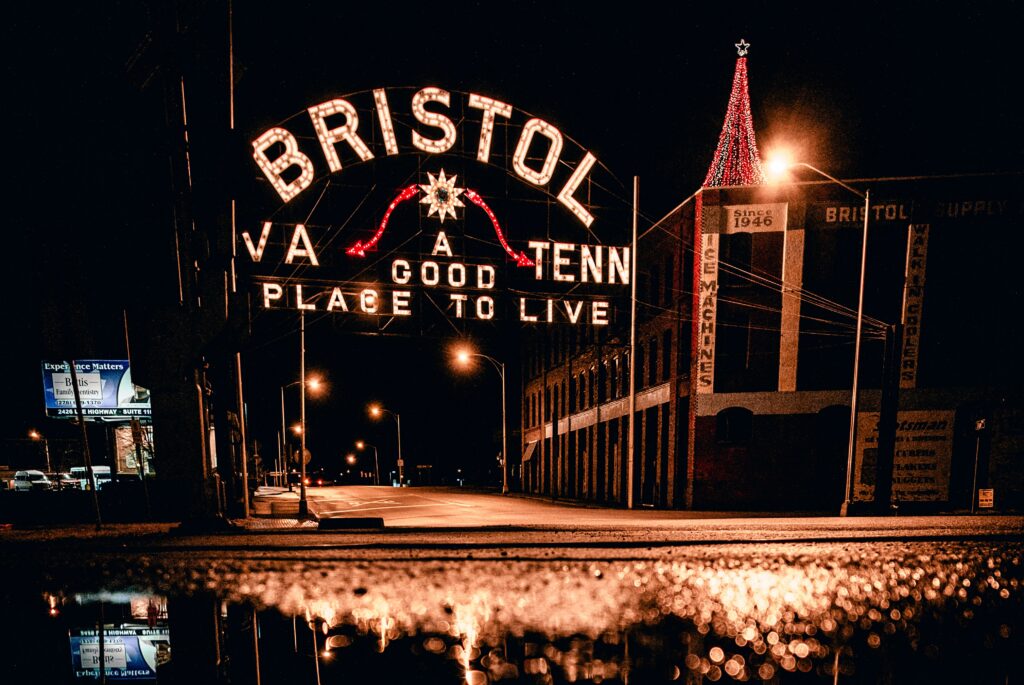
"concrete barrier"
317,517,384,530
270,500,300,516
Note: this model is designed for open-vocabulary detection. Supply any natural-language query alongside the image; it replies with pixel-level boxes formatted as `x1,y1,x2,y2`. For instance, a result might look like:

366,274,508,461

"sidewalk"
243,486,323,530
250,485,303,518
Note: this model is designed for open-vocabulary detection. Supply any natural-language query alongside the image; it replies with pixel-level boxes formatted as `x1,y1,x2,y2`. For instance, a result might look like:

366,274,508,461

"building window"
720,232,753,284
635,346,645,390
663,254,674,304
545,387,551,421
622,354,630,395
610,358,618,398
569,376,577,413
716,407,753,444
662,329,672,381
648,338,658,386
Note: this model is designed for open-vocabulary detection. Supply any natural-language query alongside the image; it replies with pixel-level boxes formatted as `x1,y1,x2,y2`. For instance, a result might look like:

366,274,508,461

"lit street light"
355,440,380,485
453,345,508,495
28,430,51,473
369,404,403,486
767,153,870,517
281,375,323,491
278,319,325,514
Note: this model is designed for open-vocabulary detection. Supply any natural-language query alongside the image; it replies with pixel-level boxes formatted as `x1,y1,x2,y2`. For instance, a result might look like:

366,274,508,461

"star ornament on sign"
419,169,465,223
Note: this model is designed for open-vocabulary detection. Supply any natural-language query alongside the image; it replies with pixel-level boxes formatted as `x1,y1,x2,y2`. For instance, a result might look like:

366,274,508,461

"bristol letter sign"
241,86,632,330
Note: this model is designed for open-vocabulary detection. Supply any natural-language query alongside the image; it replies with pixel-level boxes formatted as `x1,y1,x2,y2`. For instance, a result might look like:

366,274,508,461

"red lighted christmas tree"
703,39,764,187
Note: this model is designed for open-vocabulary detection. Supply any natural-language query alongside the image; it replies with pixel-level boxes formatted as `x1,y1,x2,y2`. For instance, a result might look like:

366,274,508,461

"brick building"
519,172,1023,511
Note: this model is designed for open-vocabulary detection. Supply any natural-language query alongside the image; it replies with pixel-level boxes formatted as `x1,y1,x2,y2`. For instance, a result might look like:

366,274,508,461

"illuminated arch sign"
242,86,632,327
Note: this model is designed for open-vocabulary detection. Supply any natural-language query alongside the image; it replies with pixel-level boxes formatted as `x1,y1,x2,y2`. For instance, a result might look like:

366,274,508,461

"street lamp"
767,153,869,517
369,404,403,485
28,430,51,473
355,440,381,485
452,345,508,495
281,375,323,491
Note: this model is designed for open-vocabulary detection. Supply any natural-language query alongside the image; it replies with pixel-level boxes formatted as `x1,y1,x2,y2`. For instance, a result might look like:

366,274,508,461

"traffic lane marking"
317,501,473,516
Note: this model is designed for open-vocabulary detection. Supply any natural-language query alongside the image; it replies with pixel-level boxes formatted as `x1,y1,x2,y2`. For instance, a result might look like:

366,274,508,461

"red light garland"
703,40,764,187
463,189,534,267
346,184,420,257
346,180,533,267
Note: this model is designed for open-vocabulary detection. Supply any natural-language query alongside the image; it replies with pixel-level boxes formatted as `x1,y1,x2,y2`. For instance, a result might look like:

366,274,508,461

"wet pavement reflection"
1,541,1020,683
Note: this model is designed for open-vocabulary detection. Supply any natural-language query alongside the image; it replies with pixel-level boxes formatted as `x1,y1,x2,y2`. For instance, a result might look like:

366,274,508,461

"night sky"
5,2,1022,480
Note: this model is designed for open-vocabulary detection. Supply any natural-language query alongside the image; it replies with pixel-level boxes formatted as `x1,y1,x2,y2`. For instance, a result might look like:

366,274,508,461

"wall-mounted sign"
977,488,994,508
808,200,913,228
853,410,954,502
900,224,929,388
242,87,632,328
696,234,719,393
721,203,787,233
41,361,151,420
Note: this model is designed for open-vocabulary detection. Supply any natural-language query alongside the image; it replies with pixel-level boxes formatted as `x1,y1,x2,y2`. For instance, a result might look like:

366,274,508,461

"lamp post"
28,430,51,473
767,157,869,517
299,310,308,517
369,404,403,485
453,347,508,495
355,441,380,485
281,313,325,516
279,384,287,487
281,375,323,490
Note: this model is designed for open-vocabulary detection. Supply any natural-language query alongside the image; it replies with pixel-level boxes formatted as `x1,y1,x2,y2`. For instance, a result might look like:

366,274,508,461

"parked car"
13,470,53,492
50,473,80,491
69,466,112,490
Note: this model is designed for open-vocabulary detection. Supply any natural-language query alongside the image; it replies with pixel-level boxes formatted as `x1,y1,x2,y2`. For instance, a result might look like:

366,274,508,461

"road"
1,486,1021,684
288,485,1023,543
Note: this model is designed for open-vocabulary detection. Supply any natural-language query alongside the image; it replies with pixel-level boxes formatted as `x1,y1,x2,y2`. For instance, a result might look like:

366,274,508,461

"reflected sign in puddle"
2,542,1020,683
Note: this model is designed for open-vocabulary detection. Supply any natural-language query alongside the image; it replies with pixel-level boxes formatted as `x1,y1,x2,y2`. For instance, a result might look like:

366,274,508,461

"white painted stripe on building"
536,382,672,437
694,390,851,416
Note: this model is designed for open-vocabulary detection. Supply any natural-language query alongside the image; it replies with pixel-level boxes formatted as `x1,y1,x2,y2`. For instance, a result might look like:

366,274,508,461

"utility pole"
873,323,901,514
626,176,638,509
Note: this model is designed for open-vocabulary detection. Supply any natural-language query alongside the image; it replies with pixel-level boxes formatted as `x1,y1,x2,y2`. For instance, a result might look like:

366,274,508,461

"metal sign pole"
69,360,102,530
236,352,250,518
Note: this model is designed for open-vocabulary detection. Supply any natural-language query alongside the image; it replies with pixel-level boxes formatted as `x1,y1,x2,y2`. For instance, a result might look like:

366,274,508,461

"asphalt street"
2,487,1020,683
284,485,1023,543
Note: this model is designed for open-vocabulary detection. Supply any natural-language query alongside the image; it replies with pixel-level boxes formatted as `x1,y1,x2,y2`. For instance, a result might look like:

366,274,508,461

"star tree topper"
419,169,465,223
735,39,750,56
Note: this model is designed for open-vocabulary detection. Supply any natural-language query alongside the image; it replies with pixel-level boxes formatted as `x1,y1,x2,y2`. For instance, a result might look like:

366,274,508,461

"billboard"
69,627,170,681
41,360,151,420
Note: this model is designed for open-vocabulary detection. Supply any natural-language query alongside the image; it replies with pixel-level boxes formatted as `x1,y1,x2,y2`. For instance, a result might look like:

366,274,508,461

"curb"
317,516,385,530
